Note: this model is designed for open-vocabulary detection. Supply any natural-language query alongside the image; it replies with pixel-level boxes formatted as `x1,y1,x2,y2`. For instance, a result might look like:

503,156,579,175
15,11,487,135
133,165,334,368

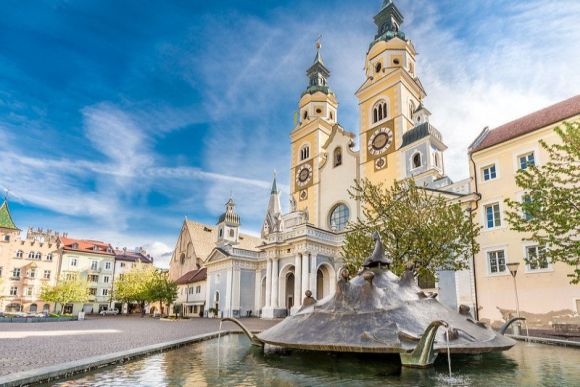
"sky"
1,0,579,268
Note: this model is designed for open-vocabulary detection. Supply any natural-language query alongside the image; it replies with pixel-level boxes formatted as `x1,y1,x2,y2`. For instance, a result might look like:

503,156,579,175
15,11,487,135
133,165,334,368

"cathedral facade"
168,0,475,319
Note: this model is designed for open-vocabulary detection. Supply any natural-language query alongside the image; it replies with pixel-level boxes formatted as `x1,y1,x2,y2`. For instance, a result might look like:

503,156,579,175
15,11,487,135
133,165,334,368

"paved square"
0,316,279,377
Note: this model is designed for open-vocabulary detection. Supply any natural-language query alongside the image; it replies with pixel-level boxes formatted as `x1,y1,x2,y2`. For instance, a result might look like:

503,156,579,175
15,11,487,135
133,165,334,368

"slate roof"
60,237,114,255
400,122,442,148
470,95,580,153
0,200,19,231
114,249,153,264
175,268,207,285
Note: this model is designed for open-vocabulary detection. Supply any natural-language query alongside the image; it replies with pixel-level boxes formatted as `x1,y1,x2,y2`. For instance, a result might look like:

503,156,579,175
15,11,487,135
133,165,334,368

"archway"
278,264,295,313
285,273,295,311
29,304,37,313
316,263,336,300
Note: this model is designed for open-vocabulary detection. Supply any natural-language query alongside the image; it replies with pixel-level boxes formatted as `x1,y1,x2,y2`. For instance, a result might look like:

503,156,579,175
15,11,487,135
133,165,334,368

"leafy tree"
113,264,156,316
341,179,481,279
149,270,178,317
505,122,580,283
40,278,90,314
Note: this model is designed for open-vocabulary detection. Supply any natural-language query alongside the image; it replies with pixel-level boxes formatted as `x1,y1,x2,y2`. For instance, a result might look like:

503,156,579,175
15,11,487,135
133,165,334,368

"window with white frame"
487,250,506,274
120,262,126,268
43,270,51,280
89,288,97,296
482,164,497,181
29,268,36,278
12,267,20,278
28,251,35,259
65,273,77,281
34,252,41,260
526,245,549,271
16,250,23,258
522,194,533,221
91,261,98,271
196,285,201,294
412,152,422,169
10,286,18,296
518,152,535,170
300,145,310,161
105,262,112,270
102,288,109,296
372,100,388,123
70,257,78,267
46,253,53,261
484,203,501,228
103,275,110,283
25,287,33,296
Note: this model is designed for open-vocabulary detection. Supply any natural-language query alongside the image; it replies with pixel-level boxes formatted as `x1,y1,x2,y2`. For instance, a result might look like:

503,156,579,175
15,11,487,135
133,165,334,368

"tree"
113,264,156,316
40,278,90,314
505,122,580,284
341,179,481,279
149,270,178,317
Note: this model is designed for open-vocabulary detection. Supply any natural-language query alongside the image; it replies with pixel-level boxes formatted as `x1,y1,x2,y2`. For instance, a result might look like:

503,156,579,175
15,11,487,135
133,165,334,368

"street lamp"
506,262,521,319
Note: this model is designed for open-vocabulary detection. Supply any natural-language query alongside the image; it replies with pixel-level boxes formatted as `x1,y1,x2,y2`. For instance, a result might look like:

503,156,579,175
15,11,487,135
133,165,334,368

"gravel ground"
0,316,279,377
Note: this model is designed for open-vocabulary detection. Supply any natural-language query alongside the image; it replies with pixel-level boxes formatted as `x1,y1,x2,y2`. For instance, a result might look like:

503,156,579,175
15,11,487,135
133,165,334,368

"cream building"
0,199,63,314
58,237,116,314
112,247,154,314
168,1,476,319
468,95,580,327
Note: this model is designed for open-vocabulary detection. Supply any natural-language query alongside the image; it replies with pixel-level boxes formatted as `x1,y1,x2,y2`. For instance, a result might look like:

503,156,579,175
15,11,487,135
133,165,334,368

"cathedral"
169,0,474,319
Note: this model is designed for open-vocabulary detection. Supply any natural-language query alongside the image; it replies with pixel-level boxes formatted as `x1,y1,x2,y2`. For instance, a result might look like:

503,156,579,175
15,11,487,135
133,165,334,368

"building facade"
58,237,116,314
0,200,64,313
175,268,207,317
468,95,580,327
168,1,476,319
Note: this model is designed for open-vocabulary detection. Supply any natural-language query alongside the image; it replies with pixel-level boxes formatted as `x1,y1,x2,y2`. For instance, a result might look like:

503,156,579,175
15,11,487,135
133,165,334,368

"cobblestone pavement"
0,316,280,377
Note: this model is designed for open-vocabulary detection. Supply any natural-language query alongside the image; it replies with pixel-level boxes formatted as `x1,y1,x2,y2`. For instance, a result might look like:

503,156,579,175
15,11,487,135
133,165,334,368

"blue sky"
1,0,579,267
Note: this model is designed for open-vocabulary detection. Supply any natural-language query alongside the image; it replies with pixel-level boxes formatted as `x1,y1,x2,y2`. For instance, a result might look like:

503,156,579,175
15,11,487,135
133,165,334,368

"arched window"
180,253,186,265
3,235,9,241
333,147,342,167
372,100,388,124
16,250,23,258
46,253,53,261
29,304,37,313
229,229,235,238
219,228,223,238
300,145,310,161
28,251,35,259
303,110,308,120
434,152,440,168
329,203,350,232
409,101,416,118
215,291,220,303
35,252,42,260
412,152,422,169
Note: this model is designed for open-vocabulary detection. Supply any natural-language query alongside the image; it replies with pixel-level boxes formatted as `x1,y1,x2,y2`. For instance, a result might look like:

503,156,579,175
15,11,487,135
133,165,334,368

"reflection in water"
48,335,580,386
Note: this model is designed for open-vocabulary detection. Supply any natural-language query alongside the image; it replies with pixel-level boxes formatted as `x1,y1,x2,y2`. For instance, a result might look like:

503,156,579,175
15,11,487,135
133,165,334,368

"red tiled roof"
175,268,207,285
60,237,114,255
471,95,580,153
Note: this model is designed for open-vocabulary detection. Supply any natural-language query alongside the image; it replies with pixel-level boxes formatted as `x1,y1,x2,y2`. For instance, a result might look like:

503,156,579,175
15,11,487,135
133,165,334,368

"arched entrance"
286,273,295,311
316,263,336,300
29,304,37,313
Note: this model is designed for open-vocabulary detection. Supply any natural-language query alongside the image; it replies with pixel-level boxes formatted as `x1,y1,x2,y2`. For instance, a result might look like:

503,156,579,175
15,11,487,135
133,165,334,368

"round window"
393,58,400,65
329,204,350,231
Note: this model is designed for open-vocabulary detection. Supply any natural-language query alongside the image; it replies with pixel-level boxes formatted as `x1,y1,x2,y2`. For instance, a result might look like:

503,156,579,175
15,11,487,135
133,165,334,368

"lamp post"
506,262,521,319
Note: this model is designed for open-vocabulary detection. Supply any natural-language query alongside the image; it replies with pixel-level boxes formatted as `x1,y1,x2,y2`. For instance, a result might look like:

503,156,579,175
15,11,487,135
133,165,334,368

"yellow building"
468,95,580,327
0,199,63,314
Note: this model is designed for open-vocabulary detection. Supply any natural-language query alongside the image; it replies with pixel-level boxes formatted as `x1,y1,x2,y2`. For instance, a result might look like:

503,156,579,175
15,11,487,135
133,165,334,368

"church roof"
184,220,261,257
400,122,443,148
470,95,580,153
175,267,207,285
0,199,19,231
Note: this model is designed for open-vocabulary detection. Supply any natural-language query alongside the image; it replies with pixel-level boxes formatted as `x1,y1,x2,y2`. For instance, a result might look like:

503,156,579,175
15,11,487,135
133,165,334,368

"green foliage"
40,278,90,314
149,271,178,316
505,122,580,284
113,264,156,304
341,179,481,278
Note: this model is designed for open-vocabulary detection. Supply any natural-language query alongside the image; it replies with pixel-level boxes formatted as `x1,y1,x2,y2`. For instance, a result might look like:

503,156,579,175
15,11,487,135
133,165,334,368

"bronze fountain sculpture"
224,233,520,367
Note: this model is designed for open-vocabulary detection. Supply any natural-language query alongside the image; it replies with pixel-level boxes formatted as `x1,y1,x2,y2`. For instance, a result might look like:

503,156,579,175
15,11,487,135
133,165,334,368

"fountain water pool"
46,334,580,386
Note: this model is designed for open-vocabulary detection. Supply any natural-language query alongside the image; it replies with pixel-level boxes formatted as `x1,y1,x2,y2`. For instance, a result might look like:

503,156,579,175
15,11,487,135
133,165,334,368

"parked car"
99,308,119,316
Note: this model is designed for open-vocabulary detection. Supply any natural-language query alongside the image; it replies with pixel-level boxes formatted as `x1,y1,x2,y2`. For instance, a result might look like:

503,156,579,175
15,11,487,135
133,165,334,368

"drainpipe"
469,151,481,321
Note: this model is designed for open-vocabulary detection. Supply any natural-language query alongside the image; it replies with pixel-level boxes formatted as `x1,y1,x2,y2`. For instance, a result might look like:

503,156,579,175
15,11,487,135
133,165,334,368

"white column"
294,254,302,308
254,270,262,312
310,254,318,299
265,259,272,307
301,253,310,299
271,259,279,308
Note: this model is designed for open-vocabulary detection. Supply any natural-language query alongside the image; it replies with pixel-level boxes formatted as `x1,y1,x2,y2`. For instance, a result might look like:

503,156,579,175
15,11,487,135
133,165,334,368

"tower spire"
304,36,331,95
373,0,406,44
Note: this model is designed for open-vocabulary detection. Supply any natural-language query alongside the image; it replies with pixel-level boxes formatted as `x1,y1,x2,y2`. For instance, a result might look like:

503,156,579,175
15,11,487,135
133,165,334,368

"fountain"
224,233,519,368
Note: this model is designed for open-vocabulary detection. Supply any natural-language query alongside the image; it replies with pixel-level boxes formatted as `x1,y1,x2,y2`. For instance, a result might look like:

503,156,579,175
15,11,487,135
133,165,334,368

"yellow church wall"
470,115,580,326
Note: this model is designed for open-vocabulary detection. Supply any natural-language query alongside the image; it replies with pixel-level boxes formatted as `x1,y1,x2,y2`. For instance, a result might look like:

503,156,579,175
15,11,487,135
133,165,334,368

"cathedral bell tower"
290,40,338,227
356,0,426,187
216,196,240,246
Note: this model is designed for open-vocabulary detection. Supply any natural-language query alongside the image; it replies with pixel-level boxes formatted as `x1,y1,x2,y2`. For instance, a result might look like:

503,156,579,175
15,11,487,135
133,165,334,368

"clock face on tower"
367,127,394,156
295,164,313,188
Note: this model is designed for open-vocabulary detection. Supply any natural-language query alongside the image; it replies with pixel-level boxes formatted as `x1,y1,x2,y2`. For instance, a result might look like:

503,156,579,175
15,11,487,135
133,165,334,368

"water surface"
50,334,580,386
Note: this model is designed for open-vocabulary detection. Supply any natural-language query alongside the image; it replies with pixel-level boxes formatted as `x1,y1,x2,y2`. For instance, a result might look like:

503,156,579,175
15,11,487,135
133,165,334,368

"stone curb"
0,329,247,387
506,334,580,347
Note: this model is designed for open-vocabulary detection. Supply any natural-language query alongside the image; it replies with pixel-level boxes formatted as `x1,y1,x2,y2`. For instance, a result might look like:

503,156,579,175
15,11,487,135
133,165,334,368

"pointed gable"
0,200,19,231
